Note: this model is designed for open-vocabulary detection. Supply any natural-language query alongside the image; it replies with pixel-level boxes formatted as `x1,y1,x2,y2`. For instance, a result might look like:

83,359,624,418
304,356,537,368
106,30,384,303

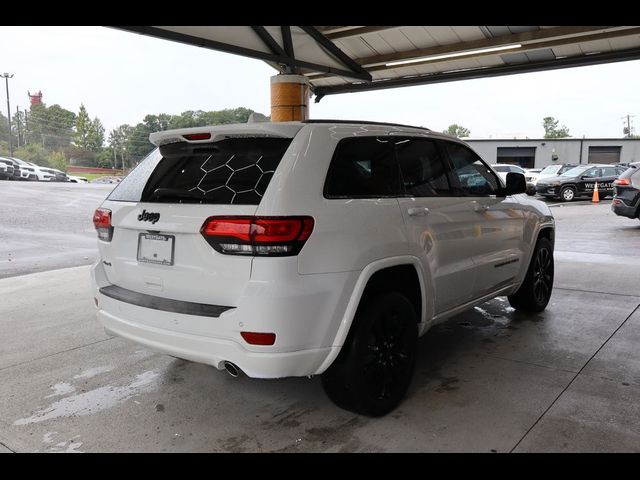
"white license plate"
137,233,175,266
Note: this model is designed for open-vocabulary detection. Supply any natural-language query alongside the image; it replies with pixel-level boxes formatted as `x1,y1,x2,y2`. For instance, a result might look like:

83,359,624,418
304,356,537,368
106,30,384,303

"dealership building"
466,137,640,169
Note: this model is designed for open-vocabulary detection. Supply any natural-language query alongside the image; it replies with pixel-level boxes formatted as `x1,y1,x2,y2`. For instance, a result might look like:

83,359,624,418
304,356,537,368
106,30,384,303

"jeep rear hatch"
95,124,301,307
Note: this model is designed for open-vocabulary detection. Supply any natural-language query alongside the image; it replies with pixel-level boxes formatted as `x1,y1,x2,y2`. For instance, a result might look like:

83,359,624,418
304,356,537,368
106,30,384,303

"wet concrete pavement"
0,182,113,279
0,198,639,452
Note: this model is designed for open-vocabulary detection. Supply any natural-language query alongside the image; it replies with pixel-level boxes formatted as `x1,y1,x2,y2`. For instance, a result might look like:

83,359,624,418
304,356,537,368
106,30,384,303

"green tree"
542,116,570,138
95,147,116,169
88,117,105,151
26,103,75,149
14,143,50,167
444,124,471,138
49,151,67,171
74,104,92,150
0,112,13,148
108,124,132,165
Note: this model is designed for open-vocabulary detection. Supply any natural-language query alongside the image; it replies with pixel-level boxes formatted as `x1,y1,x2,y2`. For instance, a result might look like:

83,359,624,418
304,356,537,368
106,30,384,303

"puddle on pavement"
45,383,76,398
14,370,160,425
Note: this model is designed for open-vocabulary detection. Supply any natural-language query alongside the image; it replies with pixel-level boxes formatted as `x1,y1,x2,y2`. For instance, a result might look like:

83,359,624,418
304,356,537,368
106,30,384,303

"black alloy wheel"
322,292,418,417
508,237,554,312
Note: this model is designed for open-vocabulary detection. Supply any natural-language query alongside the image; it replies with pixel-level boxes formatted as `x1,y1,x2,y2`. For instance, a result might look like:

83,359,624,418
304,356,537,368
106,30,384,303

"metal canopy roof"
116,26,640,101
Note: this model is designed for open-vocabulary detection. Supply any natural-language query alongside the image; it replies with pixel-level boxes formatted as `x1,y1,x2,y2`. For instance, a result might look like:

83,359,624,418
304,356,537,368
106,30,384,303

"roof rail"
301,119,431,131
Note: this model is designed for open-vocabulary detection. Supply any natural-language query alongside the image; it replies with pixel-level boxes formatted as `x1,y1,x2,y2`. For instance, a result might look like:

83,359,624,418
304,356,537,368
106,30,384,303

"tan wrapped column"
270,74,310,122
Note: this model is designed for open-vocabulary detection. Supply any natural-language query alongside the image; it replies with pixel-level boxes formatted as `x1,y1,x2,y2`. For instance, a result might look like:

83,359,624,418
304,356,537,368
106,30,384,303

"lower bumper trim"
99,285,233,318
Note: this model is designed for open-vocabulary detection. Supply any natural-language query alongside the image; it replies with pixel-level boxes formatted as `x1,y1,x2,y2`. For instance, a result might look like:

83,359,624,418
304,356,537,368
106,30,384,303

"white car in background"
6,157,37,180
525,168,543,185
67,175,89,183
26,162,55,181
491,164,535,195
536,164,579,183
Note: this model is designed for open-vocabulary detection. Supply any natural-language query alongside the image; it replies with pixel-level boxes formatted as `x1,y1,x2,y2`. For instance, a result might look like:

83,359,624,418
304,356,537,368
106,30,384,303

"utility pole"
24,108,28,145
1,73,14,156
15,105,21,147
622,114,636,137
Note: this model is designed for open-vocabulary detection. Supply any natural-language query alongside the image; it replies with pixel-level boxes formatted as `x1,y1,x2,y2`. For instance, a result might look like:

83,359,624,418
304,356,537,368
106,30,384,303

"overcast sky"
2,25,639,139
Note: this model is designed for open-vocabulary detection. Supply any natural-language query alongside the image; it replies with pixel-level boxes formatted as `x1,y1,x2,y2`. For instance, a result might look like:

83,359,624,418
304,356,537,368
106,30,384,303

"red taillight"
200,216,314,256
183,132,211,141
93,208,113,242
202,218,252,242
241,332,276,346
93,208,111,228
614,178,631,186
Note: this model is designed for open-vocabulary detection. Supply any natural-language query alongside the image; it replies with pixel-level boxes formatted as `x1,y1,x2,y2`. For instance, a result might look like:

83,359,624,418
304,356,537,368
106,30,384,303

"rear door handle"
407,207,430,217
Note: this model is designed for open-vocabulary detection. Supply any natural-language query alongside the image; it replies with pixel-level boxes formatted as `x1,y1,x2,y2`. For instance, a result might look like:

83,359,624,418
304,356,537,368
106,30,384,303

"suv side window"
441,141,499,196
324,137,402,198
395,138,450,196
583,168,600,178
602,166,618,177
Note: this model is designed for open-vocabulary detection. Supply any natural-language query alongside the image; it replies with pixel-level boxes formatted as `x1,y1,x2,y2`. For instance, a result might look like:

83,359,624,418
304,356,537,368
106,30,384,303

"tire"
560,186,575,202
321,292,418,417
508,237,554,313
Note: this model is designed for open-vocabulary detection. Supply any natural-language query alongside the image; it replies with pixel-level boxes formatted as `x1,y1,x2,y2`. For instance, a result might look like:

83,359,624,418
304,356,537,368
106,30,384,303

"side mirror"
504,172,526,195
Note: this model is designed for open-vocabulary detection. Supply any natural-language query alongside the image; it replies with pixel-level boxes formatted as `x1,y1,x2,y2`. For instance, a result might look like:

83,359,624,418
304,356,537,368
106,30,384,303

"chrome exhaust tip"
223,361,240,378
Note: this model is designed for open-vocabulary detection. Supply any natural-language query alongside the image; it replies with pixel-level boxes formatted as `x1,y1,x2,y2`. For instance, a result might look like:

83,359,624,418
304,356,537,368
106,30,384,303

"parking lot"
1,183,639,452
0,182,113,279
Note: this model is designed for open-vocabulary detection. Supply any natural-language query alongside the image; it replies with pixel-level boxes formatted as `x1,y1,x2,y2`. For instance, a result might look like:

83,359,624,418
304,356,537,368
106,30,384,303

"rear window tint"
107,149,163,202
108,137,292,204
324,137,402,198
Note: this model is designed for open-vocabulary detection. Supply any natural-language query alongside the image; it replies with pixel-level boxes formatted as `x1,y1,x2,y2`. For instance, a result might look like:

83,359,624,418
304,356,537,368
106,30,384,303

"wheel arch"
513,221,555,290
560,183,578,197
315,256,430,374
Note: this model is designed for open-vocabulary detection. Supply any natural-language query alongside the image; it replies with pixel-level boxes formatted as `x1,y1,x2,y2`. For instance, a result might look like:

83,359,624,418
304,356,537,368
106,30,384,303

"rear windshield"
619,163,639,179
107,137,292,204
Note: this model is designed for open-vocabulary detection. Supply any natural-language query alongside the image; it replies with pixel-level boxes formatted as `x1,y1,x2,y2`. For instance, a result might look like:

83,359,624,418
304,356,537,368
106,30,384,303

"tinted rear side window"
395,138,450,196
108,138,292,204
324,137,402,198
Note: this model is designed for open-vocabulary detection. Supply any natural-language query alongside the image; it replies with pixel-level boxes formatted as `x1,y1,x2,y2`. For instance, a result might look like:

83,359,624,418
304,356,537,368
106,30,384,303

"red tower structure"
28,90,43,106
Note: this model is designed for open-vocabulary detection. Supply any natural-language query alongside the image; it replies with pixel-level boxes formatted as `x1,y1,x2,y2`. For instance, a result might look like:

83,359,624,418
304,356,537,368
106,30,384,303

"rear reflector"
241,332,276,346
93,208,113,242
183,133,212,141
201,216,314,256
614,178,631,186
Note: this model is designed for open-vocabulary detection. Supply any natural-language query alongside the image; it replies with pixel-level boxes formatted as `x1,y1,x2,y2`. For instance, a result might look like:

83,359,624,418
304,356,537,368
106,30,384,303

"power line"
621,114,636,137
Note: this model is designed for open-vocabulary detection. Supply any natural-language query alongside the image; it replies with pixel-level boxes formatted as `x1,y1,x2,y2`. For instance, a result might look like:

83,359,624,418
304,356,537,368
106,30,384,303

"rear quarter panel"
256,124,410,275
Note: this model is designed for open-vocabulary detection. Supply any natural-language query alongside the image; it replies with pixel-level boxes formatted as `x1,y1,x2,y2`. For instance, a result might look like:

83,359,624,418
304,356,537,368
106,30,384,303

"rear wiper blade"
152,188,207,200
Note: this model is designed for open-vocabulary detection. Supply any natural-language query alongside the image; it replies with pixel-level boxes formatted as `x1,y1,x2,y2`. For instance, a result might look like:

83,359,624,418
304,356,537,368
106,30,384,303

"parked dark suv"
536,164,627,202
612,162,640,220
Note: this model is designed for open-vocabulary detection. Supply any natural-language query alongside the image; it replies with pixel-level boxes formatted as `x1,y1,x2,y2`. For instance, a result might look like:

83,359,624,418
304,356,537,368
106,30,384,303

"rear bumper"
98,308,336,378
611,199,638,219
91,260,356,378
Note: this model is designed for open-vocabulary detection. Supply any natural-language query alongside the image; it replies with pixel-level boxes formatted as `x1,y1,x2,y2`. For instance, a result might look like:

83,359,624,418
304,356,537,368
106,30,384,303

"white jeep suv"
91,120,555,416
